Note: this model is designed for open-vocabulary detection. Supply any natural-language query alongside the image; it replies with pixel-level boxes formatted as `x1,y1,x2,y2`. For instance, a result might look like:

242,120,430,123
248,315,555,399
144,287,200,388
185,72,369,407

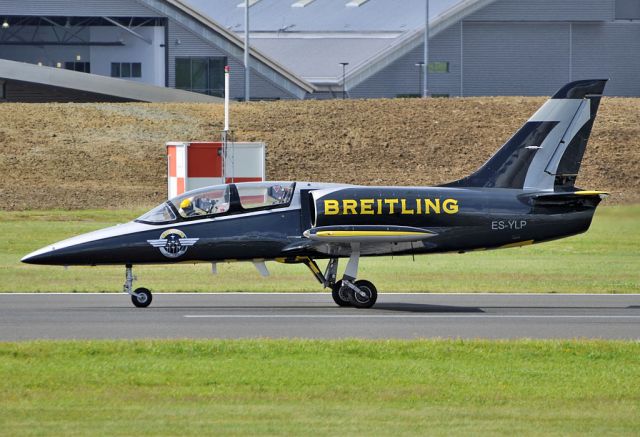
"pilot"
179,198,206,217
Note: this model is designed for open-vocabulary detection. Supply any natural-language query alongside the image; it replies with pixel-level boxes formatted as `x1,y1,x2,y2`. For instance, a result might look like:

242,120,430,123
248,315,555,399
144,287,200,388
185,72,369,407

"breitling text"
323,198,459,215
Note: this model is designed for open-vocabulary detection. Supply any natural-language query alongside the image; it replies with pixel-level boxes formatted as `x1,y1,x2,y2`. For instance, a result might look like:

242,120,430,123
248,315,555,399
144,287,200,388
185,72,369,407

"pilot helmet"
180,198,193,210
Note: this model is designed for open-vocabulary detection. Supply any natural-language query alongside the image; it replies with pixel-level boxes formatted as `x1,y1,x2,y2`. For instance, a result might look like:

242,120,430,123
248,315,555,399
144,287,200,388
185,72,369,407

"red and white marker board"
166,141,265,199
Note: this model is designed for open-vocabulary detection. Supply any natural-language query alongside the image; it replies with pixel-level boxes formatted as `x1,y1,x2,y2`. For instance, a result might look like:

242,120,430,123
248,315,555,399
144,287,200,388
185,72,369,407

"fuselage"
21,181,601,266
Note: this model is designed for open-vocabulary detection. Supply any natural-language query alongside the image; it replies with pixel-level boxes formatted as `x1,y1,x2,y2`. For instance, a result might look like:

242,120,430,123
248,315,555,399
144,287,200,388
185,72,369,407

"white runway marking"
184,314,640,319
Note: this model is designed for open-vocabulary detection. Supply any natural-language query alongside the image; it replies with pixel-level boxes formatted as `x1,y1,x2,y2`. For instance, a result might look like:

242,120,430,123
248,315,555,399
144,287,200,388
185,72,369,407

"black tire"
351,280,377,309
331,280,352,307
131,287,152,308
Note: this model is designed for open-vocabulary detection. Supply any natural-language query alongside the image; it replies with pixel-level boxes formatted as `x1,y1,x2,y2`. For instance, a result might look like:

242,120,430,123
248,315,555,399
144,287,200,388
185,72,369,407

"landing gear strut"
302,243,378,308
123,264,153,308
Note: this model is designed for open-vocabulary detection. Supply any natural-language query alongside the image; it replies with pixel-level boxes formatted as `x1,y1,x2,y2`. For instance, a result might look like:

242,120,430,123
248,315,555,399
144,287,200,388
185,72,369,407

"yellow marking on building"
500,240,534,249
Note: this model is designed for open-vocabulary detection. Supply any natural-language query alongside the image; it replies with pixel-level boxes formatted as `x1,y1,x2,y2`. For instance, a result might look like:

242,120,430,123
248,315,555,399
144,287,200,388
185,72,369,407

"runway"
1,293,639,341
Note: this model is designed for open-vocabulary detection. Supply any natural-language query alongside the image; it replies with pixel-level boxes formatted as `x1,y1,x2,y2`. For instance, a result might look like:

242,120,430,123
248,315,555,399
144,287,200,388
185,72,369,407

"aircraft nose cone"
21,246,62,265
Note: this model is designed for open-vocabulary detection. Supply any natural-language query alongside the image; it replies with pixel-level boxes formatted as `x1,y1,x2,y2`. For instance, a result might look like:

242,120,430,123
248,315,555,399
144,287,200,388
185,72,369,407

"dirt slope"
0,97,638,210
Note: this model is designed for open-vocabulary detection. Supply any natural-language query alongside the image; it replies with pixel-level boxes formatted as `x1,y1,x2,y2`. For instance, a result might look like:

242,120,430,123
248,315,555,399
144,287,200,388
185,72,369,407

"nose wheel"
123,265,153,308
131,287,153,308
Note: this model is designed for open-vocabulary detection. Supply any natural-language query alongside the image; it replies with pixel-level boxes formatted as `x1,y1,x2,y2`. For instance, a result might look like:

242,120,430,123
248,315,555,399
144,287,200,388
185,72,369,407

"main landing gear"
302,243,378,309
124,264,153,308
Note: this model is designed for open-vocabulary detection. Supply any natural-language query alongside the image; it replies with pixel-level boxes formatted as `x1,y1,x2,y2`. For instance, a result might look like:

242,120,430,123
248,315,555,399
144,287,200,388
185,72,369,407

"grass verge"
1,339,639,436
1,205,638,293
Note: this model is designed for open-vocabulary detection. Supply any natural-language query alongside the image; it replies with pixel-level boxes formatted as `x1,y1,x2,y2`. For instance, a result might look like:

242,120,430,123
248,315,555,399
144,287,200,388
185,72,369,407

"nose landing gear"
124,264,153,308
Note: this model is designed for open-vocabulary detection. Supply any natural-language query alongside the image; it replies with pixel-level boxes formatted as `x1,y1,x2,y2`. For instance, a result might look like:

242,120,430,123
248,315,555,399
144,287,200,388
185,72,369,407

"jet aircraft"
22,79,609,308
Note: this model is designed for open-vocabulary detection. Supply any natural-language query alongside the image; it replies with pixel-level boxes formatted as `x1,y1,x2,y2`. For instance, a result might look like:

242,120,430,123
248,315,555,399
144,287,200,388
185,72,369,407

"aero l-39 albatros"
23,80,609,308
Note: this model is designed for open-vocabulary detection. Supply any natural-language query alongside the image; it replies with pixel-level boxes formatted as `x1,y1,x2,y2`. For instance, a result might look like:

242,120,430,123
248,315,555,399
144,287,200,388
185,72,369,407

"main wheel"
331,280,352,307
131,287,152,308
351,280,377,309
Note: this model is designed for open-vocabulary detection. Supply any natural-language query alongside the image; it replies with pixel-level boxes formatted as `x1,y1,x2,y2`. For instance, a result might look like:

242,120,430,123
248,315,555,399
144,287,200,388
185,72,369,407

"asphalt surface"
0,293,639,341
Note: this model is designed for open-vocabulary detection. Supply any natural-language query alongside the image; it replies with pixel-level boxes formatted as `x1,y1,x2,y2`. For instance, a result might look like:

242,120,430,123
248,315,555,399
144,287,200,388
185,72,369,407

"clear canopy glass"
137,182,295,223
136,202,176,223
236,182,295,209
170,185,231,218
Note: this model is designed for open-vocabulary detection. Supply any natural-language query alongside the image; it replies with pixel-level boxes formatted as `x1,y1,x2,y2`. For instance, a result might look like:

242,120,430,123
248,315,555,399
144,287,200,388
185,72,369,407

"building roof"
0,58,222,102
184,0,460,32
181,0,497,90
161,0,316,95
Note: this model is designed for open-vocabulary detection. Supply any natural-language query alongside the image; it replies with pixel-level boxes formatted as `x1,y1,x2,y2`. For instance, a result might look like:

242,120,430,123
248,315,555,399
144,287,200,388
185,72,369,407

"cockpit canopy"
136,182,295,224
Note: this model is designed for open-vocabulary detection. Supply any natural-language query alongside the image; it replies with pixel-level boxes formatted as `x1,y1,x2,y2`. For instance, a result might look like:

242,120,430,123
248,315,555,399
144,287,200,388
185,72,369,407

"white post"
222,65,230,182
224,65,230,132
244,0,250,102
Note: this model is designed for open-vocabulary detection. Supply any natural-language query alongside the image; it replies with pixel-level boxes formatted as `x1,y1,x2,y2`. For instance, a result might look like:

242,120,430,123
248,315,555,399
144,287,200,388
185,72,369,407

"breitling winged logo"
147,229,199,258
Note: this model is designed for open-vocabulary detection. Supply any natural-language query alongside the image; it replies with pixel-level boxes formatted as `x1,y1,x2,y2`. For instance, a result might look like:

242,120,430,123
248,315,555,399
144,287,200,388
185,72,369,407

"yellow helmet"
180,198,192,209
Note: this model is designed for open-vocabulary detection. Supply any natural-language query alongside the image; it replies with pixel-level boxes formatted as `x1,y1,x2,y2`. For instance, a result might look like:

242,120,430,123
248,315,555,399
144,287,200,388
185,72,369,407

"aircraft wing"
283,225,438,257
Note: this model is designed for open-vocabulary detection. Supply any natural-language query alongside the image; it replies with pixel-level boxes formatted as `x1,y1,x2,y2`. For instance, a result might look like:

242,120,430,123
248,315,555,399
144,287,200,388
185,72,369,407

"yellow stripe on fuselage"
315,230,429,238
500,240,534,249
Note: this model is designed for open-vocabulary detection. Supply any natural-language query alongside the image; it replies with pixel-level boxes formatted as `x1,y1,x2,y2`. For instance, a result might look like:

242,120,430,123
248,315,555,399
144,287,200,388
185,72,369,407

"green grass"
1,205,638,293
1,339,639,436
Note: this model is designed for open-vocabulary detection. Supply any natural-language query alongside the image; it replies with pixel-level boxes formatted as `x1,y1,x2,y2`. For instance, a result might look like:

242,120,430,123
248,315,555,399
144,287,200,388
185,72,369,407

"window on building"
64,62,90,73
111,62,142,78
428,61,449,74
175,57,227,97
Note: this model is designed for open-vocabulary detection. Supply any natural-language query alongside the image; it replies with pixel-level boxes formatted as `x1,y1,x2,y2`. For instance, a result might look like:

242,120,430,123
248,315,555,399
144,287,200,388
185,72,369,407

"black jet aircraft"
22,79,609,308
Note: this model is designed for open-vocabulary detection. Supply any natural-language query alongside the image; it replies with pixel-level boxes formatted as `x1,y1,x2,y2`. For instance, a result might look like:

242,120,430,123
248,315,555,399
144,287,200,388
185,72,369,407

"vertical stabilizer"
443,79,607,191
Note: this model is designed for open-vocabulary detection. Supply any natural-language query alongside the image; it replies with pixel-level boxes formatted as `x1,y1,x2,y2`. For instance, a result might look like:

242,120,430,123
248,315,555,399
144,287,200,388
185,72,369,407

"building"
189,0,640,98
1,0,639,101
0,0,313,101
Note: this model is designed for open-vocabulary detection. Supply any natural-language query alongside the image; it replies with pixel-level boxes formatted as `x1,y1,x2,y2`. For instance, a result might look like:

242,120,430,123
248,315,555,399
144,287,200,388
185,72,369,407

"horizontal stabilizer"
523,190,609,207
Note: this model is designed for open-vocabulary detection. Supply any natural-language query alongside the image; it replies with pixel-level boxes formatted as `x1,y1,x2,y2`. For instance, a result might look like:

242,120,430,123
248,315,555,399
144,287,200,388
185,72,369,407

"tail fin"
443,79,607,191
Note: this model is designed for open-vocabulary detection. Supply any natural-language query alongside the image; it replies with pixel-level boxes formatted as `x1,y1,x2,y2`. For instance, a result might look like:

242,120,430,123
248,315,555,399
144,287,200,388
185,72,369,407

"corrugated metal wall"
0,0,159,17
167,21,297,100
462,22,570,96
572,23,640,97
466,0,614,22
350,23,462,98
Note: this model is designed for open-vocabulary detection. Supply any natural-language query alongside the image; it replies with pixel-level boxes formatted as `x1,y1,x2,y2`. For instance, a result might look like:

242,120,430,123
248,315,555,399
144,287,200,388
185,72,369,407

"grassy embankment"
1,339,639,435
1,205,638,293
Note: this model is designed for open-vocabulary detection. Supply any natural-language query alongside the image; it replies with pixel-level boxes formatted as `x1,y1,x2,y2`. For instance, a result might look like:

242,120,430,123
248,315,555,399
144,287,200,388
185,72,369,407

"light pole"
423,0,429,98
339,62,349,99
244,0,250,102
415,62,424,97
